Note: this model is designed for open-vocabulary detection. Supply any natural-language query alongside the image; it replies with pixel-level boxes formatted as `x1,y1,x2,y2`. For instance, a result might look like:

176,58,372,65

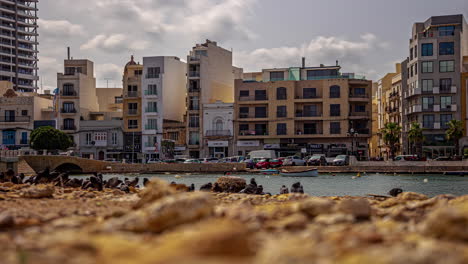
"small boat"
260,169,279,175
444,171,468,176
280,168,318,177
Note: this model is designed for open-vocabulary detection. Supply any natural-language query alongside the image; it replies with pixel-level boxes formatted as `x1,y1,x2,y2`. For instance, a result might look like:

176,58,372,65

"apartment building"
163,119,186,158
460,56,468,151
78,120,124,160
141,56,186,161
403,14,468,157
234,64,372,159
202,101,234,158
122,56,143,162
0,0,38,92
186,40,242,158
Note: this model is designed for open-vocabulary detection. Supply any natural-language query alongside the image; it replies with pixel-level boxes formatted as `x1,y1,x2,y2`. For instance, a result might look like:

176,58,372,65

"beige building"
185,40,242,158
234,64,372,159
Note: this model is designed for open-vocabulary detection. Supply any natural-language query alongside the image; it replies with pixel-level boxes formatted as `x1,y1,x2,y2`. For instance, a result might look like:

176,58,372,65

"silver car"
282,156,306,166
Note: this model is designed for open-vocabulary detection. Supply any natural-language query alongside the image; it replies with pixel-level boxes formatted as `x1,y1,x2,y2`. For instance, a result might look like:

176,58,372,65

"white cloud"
80,34,149,53
38,19,85,39
95,63,123,88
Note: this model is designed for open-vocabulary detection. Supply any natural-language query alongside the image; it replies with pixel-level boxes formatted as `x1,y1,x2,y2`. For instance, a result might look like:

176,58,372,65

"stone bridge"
21,155,247,174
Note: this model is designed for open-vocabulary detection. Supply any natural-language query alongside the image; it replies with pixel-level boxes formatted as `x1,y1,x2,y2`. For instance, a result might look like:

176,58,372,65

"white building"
141,56,186,160
202,101,234,158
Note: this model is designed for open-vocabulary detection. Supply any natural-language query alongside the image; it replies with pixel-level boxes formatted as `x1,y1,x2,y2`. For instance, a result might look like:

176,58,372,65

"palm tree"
407,122,424,156
381,122,401,159
445,120,464,156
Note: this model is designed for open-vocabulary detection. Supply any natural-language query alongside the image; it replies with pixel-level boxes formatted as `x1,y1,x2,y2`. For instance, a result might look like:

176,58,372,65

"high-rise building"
234,64,372,159
185,40,242,158
0,0,39,92
403,14,468,157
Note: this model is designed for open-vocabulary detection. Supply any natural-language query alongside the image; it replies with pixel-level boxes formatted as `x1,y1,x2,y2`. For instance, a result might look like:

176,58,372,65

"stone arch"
212,117,224,131
54,163,83,174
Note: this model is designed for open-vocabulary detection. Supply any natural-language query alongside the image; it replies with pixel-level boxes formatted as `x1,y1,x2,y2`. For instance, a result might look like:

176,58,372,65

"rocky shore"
0,176,467,264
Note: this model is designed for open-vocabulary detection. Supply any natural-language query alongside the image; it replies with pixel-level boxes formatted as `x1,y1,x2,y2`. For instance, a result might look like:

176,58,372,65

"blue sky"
38,0,468,90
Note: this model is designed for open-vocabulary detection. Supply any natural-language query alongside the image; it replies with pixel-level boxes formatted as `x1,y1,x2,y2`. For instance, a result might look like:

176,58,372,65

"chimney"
336,60,339,66
302,57,305,68
67,47,70,60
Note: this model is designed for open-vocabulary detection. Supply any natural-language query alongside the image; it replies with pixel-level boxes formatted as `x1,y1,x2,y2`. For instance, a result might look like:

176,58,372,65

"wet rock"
336,198,372,220
295,197,335,218
215,176,246,193
133,179,175,209
20,185,54,199
103,192,214,233
421,206,468,241
398,192,428,201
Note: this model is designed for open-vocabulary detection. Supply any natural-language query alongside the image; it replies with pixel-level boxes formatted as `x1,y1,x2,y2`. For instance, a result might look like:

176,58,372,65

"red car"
256,158,282,169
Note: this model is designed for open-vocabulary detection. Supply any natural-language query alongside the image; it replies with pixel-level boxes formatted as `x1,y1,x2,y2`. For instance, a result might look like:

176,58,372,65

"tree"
408,122,424,156
445,120,464,156
30,126,73,151
381,122,401,159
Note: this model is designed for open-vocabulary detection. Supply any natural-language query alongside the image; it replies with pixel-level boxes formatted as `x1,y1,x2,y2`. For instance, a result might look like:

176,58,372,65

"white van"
247,150,277,159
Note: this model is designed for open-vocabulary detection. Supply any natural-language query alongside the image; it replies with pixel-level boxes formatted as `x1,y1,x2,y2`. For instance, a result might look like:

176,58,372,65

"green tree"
408,122,424,156
30,126,73,151
381,122,401,159
445,120,464,156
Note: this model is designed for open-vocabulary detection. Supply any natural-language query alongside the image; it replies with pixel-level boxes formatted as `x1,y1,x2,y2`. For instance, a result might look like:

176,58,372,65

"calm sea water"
75,172,468,197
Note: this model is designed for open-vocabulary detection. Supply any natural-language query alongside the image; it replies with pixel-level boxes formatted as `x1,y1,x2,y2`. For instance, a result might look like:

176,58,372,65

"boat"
280,168,319,177
260,169,280,175
444,171,468,176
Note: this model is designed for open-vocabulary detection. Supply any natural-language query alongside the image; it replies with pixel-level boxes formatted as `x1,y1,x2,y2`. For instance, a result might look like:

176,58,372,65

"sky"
37,0,468,91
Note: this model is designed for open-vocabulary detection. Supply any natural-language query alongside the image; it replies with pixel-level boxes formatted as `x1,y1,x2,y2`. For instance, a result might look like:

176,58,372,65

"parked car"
163,159,177,163
434,156,451,161
147,158,161,164
200,157,219,163
307,154,328,166
394,155,426,161
243,158,261,169
282,156,306,166
332,155,349,166
269,159,283,168
175,158,187,163
255,158,271,169
184,159,201,164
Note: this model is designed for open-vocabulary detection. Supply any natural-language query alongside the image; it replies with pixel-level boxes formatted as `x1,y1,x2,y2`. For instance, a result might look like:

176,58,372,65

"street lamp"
347,128,359,157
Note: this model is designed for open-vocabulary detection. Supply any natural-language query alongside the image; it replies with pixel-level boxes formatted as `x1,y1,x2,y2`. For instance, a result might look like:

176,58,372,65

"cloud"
38,19,86,39
234,34,390,81
80,34,149,53
95,63,123,88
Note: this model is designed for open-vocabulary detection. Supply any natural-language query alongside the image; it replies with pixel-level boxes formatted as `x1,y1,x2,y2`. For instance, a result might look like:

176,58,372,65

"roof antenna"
336,60,339,66
302,57,305,68
67,47,71,60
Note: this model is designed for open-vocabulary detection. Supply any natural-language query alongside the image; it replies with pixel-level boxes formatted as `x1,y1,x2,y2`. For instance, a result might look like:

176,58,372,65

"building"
122,56,143,162
369,82,381,158
141,56,186,161
186,40,242,158
460,56,468,152
234,63,372,159
162,119,187,158
0,0,39,92
78,120,124,160
403,14,468,157
202,101,234,158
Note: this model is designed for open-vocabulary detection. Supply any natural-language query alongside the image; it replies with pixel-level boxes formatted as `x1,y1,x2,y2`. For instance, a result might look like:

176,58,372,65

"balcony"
205,130,232,136
145,125,158,130
439,86,457,94
238,95,268,101
239,113,268,119
296,129,323,135
19,139,29,145
239,130,268,136
145,74,159,79
60,108,77,114
127,91,138,98
60,90,77,97
349,93,369,98
355,128,370,135
349,111,369,117
188,71,200,78
0,116,30,123
295,112,322,118
295,95,321,99
128,109,138,115
405,88,421,98
188,87,200,93
145,108,158,113
61,125,76,131
389,91,399,98
144,90,158,96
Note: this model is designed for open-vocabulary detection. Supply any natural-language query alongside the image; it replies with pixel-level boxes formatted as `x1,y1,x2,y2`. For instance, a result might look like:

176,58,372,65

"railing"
295,95,321,99
188,87,200,93
276,130,287,135
145,125,158,130
296,130,323,135
144,90,157,96
356,128,370,134
295,112,322,117
145,108,158,113
238,95,268,101
127,91,138,98
0,116,30,122
349,93,369,98
239,113,268,119
422,106,434,112
389,91,399,98
349,111,369,117
60,108,77,114
61,91,77,96
19,140,29,145
188,141,200,145
61,125,76,130
205,130,232,136
188,106,200,111
128,109,138,115
239,130,268,136
145,74,159,79
188,71,200,77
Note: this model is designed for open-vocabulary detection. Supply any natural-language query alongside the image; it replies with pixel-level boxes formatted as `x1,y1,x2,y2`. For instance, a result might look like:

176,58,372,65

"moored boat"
280,168,318,177
260,169,280,175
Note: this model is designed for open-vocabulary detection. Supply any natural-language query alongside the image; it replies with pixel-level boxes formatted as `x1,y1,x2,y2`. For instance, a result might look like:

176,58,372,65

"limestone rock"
0,212,14,228
314,213,355,225
336,198,372,220
103,192,214,233
20,185,54,199
421,206,468,241
215,176,246,192
133,179,175,209
398,192,428,201
295,197,334,218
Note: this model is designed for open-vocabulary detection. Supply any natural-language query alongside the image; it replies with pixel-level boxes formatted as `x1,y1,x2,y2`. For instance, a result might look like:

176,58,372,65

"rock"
271,213,309,230
295,197,334,218
255,237,317,264
398,192,428,201
103,192,214,233
20,185,54,199
215,176,246,193
133,179,176,209
336,198,372,220
0,212,14,228
314,213,355,225
421,206,468,241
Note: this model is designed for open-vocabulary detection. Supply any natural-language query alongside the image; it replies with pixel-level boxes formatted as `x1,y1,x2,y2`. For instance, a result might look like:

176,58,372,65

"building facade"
163,119,187,158
78,120,124,160
0,0,39,92
234,65,372,159
202,101,234,158
403,14,468,157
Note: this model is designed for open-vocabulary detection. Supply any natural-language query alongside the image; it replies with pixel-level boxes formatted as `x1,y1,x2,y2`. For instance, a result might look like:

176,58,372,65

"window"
440,60,454,72
304,105,318,117
303,88,317,99
146,102,157,112
21,110,28,116
329,85,340,98
439,42,454,55
421,43,433,56
410,64,414,77
270,71,284,81
85,133,92,145
414,45,418,58
410,47,413,60
276,87,287,100
63,83,74,96
255,124,267,135
239,90,249,97
239,124,249,134
277,123,287,135
147,67,160,78
111,132,118,145
255,107,267,118
63,118,75,130
255,90,267,100
353,88,366,97
128,119,138,129
189,132,200,145
189,115,199,128
214,119,224,131
147,84,157,95
330,104,340,116
422,97,434,111
304,123,317,134
94,132,107,142
422,79,433,93
439,26,455,36
277,106,287,118
4,110,14,122
134,69,142,75
307,69,338,79
421,61,433,73
440,114,452,129
146,119,158,130
127,85,138,97
354,105,366,112
63,102,75,113
189,96,199,110
440,96,452,110
239,107,249,118
415,63,418,75
330,122,341,134
423,115,434,128
115,96,123,104
440,78,452,91
128,103,138,115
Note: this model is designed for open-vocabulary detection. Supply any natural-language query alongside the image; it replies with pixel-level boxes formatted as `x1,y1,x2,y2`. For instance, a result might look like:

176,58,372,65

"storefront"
208,141,229,158
236,140,261,156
